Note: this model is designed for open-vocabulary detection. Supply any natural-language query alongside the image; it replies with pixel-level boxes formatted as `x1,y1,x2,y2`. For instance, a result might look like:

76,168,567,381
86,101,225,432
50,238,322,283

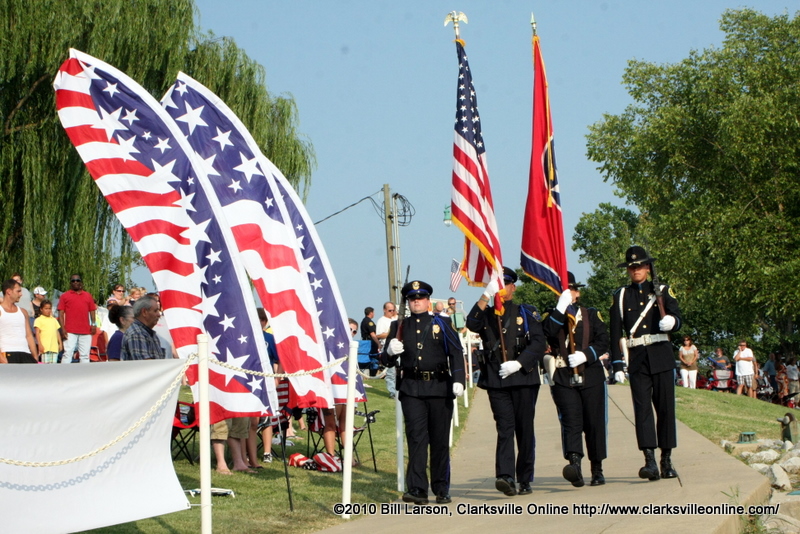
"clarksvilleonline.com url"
333,502,781,517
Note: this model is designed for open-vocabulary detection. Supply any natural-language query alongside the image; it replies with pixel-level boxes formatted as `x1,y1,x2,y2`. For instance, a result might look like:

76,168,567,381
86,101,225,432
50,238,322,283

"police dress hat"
502,267,518,285
401,280,433,300
617,245,656,268
567,271,585,289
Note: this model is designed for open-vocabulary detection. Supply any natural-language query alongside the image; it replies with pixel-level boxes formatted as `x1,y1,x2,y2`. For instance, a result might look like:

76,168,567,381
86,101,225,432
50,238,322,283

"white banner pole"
395,392,404,492
197,334,212,534
341,341,358,519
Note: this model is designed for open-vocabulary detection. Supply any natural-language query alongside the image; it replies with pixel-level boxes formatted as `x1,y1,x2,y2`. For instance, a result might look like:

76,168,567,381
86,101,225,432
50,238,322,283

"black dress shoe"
436,493,452,504
495,476,517,496
402,489,429,505
518,482,532,495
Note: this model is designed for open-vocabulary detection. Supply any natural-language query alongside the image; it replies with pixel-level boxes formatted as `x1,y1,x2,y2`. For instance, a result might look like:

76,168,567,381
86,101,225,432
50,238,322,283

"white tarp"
0,359,190,533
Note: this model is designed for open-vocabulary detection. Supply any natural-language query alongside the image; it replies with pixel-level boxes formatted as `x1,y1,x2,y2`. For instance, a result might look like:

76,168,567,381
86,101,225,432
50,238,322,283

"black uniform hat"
401,280,433,300
502,267,518,285
567,271,585,289
617,245,656,268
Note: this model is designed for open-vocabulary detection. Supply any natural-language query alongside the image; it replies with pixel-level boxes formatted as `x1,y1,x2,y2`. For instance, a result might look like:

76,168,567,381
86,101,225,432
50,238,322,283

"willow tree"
586,9,800,354
0,0,315,299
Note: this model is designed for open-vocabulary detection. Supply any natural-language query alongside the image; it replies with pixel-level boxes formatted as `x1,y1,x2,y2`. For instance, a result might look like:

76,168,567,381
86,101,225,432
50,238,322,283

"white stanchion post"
341,341,358,519
197,334,212,534
449,415,454,448
467,335,473,389
395,393,404,492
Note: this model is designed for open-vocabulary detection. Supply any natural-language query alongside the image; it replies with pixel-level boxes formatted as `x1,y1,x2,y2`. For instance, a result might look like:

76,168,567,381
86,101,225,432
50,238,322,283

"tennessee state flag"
520,33,568,294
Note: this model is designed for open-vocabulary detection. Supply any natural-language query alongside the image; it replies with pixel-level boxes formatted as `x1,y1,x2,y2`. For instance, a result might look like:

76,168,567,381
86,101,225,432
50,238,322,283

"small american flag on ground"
449,259,463,292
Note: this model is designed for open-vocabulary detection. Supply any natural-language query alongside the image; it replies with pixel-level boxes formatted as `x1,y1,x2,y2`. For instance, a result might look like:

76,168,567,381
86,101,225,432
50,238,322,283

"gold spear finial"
444,11,468,41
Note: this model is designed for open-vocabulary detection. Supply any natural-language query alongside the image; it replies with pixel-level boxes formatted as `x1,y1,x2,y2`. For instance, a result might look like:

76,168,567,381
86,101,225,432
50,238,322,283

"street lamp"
443,204,452,227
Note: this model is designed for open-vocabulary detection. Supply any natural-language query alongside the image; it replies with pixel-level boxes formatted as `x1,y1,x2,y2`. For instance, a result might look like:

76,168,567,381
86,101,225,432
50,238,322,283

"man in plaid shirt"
121,295,164,361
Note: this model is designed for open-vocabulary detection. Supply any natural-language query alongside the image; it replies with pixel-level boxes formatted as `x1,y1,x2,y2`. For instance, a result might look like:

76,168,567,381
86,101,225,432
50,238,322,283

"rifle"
649,262,667,318
395,265,411,342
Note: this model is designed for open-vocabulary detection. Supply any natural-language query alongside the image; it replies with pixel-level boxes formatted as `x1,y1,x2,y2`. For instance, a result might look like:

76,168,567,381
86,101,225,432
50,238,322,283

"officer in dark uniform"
542,272,609,487
466,267,545,497
609,246,682,481
360,307,378,356
383,281,466,505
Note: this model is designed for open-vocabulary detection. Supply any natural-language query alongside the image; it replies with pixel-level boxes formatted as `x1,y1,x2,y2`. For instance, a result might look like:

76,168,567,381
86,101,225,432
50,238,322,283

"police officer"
609,246,682,481
383,280,465,505
542,272,609,487
466,267,545,497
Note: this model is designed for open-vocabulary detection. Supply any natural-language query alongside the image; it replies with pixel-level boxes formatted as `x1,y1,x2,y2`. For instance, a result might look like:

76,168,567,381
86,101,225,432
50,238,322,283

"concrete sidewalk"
318,384,772,534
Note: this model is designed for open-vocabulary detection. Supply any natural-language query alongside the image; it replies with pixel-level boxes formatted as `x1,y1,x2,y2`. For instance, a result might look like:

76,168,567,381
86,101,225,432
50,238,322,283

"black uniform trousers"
487,385,539,483
551,381,607,462
629,356,677,450
401,391,454,496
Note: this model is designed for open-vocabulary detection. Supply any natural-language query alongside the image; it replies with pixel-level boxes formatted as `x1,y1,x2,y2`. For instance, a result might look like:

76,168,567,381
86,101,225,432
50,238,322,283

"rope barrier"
208,355,347,377
0,356,195,468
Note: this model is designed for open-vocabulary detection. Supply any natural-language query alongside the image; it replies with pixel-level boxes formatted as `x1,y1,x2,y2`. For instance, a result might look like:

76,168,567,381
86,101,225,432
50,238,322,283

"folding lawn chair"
171,401,198,464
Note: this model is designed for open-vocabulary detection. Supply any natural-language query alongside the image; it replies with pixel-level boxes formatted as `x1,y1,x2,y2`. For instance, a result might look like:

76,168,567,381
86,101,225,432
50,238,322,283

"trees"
585,8,800,355
0,0,314,298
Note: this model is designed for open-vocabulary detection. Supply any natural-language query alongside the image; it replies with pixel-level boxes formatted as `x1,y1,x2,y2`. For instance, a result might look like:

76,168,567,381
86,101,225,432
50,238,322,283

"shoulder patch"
668,287,676,298
368,321,374,327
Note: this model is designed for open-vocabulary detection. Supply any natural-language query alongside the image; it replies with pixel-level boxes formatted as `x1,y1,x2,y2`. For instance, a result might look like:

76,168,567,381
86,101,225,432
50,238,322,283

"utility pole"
383,184,401,304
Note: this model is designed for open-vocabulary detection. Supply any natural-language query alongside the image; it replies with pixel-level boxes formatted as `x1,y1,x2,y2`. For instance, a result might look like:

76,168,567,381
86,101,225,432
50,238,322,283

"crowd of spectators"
0,273,172,364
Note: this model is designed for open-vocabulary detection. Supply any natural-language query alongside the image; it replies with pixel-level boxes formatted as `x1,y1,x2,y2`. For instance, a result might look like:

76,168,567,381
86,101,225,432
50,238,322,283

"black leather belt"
403,369,447,381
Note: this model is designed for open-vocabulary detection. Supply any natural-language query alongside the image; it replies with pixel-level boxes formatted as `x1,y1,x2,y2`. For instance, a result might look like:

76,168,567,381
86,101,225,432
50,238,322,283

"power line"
314,190,382,225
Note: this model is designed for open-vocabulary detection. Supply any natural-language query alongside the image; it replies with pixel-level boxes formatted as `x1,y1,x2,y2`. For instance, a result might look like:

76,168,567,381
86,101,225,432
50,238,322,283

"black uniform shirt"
610,280,681,375
466,301,545,390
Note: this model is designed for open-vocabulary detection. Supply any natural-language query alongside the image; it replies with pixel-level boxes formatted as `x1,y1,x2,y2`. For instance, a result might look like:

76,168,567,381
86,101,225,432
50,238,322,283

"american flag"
53,49,279,423
449,40,506,314
449,258,463,292
162,73,364,406
520,34,568,294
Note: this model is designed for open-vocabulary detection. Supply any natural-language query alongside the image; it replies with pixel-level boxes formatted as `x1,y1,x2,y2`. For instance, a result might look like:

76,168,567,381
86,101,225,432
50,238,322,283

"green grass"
83,378,473,534
676,387,792,444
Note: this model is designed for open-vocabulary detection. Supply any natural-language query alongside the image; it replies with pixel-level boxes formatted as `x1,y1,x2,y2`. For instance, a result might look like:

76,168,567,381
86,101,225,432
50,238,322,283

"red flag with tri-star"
520,32,568,294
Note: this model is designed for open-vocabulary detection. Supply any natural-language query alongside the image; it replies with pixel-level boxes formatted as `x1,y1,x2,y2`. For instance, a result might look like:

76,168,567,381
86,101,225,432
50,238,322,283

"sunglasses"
70,278,82,283
351,329,357,335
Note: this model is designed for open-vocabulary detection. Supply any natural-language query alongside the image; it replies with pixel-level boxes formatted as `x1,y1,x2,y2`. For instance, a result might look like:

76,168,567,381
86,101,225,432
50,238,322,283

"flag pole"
197,334,212,534
341,340,358,518
444,11,468,41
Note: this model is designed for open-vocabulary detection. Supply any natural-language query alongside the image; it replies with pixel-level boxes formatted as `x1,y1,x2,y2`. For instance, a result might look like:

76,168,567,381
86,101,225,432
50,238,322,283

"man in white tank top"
0,278,38,364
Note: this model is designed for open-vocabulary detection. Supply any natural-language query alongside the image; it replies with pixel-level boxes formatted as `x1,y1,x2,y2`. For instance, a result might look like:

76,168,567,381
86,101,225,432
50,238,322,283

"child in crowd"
34,300,63,364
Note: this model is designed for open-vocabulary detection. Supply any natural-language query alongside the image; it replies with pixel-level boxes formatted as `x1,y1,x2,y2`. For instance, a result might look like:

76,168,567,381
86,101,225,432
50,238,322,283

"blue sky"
149,0,790,318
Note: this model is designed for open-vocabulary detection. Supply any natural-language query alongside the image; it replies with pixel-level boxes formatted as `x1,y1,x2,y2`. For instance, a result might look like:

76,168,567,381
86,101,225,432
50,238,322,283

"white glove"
499,360,522,379
483,279,501,299
556,288,573,313
658,315,676,332
614,371,627,384
387,339,404,356
453,383,464,397
568,351,587,368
